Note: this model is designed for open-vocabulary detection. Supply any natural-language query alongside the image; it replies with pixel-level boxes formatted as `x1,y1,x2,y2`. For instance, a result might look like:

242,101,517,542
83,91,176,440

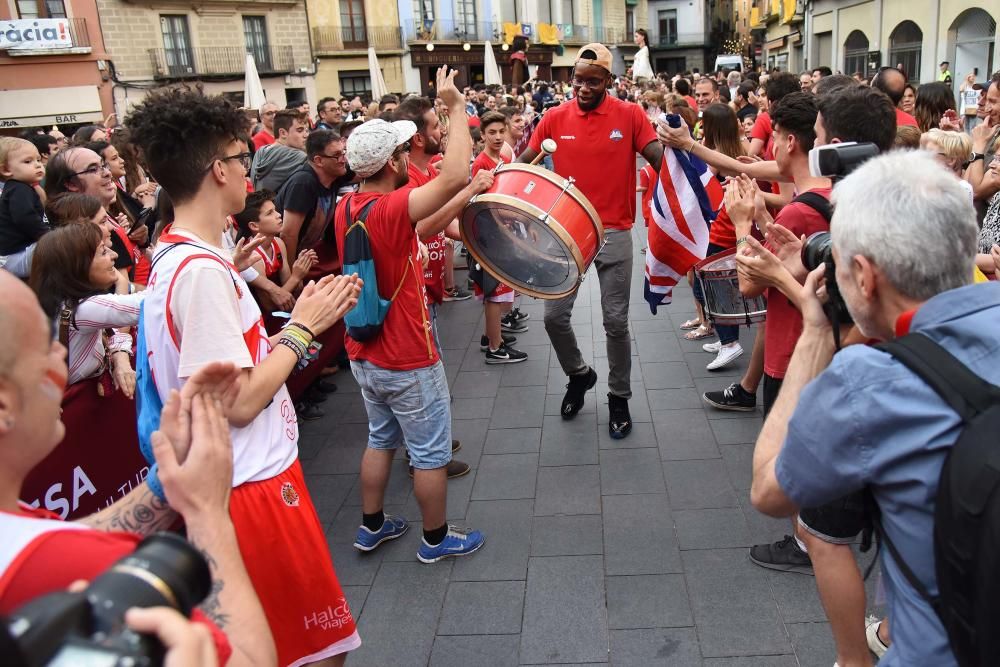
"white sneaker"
706,342,743,371
865,615,888,658
702,341,722,354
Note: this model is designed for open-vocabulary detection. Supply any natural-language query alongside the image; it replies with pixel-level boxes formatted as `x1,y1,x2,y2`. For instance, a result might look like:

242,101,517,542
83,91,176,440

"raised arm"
408,67,475,225
657,117,782,181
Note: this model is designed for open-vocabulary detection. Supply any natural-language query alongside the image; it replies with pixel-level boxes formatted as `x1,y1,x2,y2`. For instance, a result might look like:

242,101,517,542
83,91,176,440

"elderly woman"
29,223,144,395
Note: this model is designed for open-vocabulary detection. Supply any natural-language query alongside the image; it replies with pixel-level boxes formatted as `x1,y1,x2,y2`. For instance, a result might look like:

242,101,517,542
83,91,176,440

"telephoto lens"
7,532,212,667
801,231,833,272
800,231,854,327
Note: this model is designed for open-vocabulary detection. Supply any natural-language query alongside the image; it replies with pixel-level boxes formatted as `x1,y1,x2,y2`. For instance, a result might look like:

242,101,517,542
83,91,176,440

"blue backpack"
341,196,409,342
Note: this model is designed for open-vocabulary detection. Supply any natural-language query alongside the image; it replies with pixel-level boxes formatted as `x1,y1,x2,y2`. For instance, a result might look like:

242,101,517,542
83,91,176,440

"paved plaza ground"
298,224,878,666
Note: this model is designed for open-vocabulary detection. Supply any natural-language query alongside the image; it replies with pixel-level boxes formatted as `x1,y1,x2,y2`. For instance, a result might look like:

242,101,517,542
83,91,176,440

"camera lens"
87,532,212,620
801,231,833,272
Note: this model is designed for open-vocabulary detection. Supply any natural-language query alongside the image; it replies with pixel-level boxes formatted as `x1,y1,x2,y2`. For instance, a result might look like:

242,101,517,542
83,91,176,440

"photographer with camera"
0,270,275,666
750,149,999,666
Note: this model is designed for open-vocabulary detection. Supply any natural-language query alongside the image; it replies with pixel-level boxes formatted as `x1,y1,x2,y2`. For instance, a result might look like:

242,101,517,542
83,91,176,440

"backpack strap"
791,191,832,223
875,333,1000,419
871,332,1000,611
345,195,409,302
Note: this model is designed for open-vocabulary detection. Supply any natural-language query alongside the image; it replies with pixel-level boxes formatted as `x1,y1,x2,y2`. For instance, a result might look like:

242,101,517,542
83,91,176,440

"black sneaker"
561,367,598,419
480,333,517,351
313,378,338,394
485,343,528,364
607,394,633,439
703,382,756,412
500,313,529,333
748,535,814,575
443,287,473,301
302,386,328,404
510,307,530,322
295,401,324,422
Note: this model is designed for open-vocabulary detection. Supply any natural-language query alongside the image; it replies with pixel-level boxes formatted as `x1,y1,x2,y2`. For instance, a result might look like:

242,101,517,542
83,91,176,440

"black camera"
801,231,854,327
5,532,211,667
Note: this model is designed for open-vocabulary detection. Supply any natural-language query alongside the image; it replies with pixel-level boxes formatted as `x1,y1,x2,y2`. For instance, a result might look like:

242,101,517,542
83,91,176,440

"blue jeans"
693,242,740,345
351,359,452,469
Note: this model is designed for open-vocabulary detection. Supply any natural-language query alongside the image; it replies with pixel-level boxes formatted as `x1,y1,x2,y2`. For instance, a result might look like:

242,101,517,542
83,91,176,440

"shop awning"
0,85,102,130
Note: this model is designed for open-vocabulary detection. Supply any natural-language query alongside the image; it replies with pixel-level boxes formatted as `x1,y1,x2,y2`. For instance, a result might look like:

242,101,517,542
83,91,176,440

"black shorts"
762,373,782,418
798,490,868,544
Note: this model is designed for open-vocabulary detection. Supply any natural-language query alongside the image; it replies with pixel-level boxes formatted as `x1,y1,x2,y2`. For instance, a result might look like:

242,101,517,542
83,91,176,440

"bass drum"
460,163,604,299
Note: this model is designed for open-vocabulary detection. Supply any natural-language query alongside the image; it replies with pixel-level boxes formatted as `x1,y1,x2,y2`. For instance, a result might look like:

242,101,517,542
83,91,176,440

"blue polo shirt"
776,281,1000,666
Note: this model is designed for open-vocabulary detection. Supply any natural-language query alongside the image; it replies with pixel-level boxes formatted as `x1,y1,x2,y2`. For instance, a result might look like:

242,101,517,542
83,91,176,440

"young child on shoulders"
0,137,48,277
234,189,317,320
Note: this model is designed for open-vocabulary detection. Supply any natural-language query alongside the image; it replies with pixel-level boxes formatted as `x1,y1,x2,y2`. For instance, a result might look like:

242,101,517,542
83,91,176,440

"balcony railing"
655,32,709,48
312,25,403,52
591,26,628,45
561,24,591,44
404,19,501,42
3,17,91,53
149,45,294,78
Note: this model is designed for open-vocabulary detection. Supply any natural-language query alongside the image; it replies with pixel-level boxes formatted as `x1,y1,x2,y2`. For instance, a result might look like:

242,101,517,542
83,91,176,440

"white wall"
647,0,706,44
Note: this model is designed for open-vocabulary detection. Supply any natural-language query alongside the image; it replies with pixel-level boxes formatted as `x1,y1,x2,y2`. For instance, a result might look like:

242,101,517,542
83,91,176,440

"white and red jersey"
253,238,283,280
144,231,298,486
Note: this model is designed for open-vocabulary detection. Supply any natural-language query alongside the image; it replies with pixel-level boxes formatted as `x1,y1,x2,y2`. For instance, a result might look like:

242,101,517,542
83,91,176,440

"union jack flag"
643,145,724,313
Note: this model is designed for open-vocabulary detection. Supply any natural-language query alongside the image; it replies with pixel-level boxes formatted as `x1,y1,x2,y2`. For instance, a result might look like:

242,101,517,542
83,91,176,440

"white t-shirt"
144,229,297,486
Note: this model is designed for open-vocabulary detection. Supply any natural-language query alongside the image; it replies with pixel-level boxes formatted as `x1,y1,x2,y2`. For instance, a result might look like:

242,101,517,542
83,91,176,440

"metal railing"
312,25,403,52
561,24,590,44
404,19,501,42
655,32,709,48
149,45,294,78
590,26,628,45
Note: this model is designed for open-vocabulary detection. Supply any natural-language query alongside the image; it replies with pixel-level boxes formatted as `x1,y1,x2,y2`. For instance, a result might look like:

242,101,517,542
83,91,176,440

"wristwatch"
970,152,986,163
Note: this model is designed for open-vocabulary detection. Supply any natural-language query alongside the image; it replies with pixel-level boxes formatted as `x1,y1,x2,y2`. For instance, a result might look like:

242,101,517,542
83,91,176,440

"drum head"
462,201,579,296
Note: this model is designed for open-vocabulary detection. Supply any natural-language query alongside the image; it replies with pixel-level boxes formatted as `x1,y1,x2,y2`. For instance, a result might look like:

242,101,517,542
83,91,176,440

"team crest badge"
609,129,623,141
281,482,300,507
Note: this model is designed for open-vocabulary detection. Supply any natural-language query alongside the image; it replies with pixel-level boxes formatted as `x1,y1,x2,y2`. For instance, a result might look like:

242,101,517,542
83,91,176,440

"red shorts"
473,280,515,302
229,460,360,666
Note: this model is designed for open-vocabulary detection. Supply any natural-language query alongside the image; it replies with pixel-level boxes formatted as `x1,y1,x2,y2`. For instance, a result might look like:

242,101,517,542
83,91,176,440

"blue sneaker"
417,525,486,563
353,514,408,552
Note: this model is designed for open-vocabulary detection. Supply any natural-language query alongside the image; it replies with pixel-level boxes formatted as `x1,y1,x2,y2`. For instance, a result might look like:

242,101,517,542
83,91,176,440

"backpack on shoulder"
341,196,408,342
873,332,1000,667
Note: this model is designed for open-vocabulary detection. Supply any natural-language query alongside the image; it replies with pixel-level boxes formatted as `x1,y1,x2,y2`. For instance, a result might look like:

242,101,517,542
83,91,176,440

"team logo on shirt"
559,135,576,140
609,129,624,141
281,482,300,507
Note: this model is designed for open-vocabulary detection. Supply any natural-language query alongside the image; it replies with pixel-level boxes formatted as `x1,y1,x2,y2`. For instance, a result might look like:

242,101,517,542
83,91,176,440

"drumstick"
529,139,558,165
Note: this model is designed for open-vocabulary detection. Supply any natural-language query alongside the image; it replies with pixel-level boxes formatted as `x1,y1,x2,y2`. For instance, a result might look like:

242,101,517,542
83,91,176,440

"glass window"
160,15,194,75
562,0,574,26
340,0,366,46
539,0,552,24
243,16,271,71
658,9,677,46
843,30,869,76
17,0,66,18
340,71,372,99
500,0,517,23
456,0,477,37
889,21,923,83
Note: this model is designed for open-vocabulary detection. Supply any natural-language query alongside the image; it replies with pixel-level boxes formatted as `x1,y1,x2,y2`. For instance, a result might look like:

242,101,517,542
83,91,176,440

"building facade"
308,0,405,101
748,0,805,74
96,0,316,116
646,0,713,74
0,0,114,134
805,0,997,86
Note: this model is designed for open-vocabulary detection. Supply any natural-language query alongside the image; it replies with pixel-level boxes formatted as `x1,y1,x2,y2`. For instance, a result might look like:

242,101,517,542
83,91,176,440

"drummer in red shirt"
518,43,664,439
335,67,492,564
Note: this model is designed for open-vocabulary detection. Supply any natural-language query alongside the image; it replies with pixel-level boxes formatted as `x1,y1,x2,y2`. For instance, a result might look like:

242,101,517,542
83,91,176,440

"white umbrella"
243,53,266,110
484,41,503,86
368,46,389,99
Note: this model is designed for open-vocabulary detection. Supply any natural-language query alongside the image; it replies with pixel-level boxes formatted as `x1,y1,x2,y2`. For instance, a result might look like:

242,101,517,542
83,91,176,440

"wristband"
288,321,315,340
146,463,167,502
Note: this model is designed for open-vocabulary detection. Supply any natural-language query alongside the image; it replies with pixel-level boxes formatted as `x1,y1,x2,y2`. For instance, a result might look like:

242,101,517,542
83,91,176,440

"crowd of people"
0,32,999,666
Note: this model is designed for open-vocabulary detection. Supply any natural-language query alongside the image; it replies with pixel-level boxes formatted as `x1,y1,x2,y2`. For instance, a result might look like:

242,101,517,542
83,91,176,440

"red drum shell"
460,163,604,299
694,248,767,326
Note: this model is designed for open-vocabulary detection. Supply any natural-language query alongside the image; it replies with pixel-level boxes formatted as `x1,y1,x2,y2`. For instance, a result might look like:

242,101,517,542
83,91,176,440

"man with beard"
517,43,662,439
335,67,493,563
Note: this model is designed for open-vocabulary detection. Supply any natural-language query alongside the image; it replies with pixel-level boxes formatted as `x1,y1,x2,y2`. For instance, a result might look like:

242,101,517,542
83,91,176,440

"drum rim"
461,195,583,300
493,163,605,244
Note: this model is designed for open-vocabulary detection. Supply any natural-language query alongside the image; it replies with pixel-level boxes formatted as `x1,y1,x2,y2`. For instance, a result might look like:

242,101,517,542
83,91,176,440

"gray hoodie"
251,143,307,192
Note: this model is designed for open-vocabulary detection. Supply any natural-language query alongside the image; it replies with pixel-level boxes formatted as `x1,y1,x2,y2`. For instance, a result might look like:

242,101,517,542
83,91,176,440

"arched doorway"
948,9,996,86
889,21,923,82
844,30,869,77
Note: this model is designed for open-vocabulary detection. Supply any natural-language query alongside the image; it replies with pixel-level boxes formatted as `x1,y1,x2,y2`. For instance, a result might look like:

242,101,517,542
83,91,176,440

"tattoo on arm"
79,485,176,535
188,541,231,629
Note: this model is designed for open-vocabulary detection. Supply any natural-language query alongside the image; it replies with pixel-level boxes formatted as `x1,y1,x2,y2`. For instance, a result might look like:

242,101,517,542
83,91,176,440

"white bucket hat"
345,119,417,178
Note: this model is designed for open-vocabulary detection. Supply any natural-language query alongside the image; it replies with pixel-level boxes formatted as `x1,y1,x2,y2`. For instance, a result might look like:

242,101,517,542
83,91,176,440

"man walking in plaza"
518,43,663,439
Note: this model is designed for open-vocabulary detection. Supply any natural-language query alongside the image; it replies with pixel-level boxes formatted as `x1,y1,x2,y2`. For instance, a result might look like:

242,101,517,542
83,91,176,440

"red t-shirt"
334,189,439,370
895,108,918,128
471,150,499,176
530,95,657,230
638,163,655,226
763,188,832,379
683,95,698,112
709,204,736,248
750,112,774,159
252,130,275,150
0,505,232,664
407,161,445,304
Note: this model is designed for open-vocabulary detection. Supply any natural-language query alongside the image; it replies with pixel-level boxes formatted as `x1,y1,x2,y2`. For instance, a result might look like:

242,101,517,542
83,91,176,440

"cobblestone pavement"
299,223,878,666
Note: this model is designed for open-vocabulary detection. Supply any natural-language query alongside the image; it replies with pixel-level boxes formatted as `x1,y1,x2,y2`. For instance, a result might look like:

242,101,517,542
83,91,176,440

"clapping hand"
232,234,267,272
159,361,242,464
656,115,695,151
724,175,757,237
735,236,793,293
765,223,807,281
435,66,463,110
292,249,318,280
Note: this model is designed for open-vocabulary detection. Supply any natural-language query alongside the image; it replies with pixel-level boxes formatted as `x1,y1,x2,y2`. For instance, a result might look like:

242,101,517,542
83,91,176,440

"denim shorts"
350,359,452,469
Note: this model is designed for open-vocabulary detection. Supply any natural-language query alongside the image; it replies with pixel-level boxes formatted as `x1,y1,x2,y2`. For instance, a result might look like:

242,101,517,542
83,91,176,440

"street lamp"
463,42,471,51
426,43,434,51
